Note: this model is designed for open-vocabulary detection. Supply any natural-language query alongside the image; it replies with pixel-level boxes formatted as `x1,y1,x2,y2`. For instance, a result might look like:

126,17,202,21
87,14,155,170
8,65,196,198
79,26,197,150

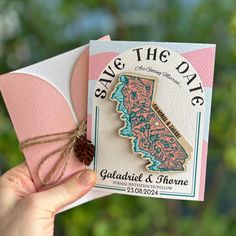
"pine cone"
74,136,95,166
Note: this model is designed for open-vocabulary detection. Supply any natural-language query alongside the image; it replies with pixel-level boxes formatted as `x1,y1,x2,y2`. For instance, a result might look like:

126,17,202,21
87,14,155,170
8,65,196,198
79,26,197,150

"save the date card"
88,40,216,201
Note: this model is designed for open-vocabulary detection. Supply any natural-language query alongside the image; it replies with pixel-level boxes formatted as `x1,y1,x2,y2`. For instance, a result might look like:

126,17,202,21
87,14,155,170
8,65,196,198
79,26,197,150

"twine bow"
20,120,95,186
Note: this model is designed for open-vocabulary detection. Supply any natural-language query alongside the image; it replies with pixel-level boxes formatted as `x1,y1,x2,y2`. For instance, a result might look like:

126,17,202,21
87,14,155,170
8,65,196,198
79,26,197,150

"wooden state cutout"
110,73,193,172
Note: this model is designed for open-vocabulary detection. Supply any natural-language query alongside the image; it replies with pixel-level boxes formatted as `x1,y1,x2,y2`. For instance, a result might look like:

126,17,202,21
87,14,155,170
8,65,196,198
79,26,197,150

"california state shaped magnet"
110,73,193,172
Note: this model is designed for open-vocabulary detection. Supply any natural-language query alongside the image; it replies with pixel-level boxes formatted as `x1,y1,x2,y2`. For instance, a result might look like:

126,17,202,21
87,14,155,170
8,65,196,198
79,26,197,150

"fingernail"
78,170,95,186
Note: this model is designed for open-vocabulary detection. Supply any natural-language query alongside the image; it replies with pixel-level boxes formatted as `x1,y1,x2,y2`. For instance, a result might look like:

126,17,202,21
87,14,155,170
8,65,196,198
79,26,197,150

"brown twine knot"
19,120,95,186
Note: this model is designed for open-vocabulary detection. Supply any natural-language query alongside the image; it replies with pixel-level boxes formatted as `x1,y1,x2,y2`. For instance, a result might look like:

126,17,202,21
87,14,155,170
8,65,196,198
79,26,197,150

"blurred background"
0,0,236,235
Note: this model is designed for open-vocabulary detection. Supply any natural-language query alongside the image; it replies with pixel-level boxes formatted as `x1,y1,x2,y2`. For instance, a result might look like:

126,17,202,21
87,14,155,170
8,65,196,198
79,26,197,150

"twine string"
20,120,87,186
19,131,74,150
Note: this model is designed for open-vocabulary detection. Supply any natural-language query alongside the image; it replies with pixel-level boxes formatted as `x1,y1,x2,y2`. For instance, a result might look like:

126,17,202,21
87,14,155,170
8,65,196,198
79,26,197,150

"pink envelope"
0,36,111,211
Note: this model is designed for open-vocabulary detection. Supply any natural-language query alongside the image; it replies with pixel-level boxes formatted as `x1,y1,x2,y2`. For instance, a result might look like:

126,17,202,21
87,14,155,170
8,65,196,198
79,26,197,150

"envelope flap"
0,73,85,189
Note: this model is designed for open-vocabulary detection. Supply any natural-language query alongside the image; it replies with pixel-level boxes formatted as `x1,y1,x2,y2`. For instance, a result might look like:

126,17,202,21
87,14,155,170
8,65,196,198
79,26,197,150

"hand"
0,162,96,236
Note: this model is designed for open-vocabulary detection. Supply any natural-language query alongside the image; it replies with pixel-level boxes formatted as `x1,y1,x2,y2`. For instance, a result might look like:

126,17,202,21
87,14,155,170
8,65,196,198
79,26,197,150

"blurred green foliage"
1,0,236,235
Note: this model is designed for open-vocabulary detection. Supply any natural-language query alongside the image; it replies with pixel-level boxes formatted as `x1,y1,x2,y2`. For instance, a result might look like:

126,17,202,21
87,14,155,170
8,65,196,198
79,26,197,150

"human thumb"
32,169,96,213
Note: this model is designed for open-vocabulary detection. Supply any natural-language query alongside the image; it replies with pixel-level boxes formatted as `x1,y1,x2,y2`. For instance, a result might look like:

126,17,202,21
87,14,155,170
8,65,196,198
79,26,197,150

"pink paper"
0,36,111,210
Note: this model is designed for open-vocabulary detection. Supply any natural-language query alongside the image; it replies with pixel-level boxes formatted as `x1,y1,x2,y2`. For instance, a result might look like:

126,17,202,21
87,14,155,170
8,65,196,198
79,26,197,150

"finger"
0,162,35,209
32,169,96,212
2,162,32,179
0,162,36,196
